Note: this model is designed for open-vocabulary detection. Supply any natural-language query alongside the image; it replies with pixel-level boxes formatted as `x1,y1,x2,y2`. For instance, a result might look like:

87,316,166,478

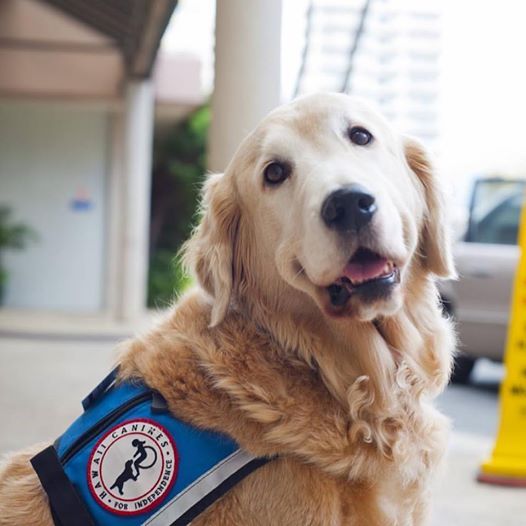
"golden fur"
0,93,455,525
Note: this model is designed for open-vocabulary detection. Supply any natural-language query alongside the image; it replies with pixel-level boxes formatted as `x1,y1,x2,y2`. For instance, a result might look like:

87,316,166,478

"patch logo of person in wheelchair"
88,419,178,515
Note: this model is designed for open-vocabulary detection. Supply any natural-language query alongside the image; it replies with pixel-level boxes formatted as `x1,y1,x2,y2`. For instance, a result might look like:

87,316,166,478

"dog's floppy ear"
404,138,456,279
183,172,240,326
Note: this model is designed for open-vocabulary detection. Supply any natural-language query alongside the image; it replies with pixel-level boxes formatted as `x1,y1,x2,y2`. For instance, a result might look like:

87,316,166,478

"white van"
440,177,525,383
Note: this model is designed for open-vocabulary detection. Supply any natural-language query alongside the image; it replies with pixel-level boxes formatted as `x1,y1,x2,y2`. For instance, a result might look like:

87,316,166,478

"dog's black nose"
321,184,377,231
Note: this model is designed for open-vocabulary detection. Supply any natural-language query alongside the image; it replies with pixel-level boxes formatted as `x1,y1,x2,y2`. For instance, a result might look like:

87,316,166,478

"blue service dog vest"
31,369,268,526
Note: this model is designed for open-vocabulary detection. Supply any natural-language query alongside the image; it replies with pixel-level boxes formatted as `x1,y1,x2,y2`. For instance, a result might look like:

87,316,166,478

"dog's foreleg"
0,443,54,526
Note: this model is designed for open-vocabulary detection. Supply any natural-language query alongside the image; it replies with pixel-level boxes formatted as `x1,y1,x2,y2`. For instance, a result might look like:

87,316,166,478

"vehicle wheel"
451,354,476,384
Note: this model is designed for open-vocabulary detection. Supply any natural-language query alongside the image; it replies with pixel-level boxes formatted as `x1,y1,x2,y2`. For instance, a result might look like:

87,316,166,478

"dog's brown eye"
349,127,373,146
264,162,290,185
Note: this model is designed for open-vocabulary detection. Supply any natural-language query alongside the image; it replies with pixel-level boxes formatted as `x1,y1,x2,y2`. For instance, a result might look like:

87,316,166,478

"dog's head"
185,93,455,326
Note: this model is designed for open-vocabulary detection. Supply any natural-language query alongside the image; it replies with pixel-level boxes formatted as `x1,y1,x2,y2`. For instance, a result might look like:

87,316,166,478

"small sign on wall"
70,186,94,212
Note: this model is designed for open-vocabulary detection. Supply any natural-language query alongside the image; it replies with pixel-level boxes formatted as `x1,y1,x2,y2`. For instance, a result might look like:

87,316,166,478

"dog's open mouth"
327,248,400,306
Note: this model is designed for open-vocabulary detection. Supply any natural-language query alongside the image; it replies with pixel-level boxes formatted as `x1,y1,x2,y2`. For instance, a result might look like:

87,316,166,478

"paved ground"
430,361,526,526
1,337,524,524
0,337,116,452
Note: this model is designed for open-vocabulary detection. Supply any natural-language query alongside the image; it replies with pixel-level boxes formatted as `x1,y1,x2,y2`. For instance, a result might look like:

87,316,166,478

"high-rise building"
294,0,441,146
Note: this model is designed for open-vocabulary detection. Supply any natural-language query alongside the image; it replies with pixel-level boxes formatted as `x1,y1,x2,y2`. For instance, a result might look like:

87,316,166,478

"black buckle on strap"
82,367,119,411
31,445,94,526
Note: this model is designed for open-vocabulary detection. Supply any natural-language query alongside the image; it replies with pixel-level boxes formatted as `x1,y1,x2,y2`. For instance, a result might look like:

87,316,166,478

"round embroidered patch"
88,418,178,516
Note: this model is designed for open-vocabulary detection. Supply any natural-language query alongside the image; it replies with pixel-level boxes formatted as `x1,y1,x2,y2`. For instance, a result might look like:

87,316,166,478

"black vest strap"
31,445,95,526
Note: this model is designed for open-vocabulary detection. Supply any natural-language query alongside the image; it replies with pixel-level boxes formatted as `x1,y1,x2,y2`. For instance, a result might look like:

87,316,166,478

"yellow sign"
479,195,526,486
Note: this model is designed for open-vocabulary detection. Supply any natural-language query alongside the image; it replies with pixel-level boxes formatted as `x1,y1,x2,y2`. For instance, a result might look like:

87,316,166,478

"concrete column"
208,0,283,172
115,79,154,320
105,109,125,319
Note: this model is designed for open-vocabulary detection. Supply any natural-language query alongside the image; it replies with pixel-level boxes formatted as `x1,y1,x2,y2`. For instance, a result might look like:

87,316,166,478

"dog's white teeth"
335,260,396,290
349,262,395,286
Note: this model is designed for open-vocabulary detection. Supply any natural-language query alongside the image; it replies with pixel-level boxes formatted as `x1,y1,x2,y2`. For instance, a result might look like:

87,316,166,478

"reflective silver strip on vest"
142,449,257,526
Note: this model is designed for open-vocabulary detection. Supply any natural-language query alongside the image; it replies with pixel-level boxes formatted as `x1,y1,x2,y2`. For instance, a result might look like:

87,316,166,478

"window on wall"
467,179,525,245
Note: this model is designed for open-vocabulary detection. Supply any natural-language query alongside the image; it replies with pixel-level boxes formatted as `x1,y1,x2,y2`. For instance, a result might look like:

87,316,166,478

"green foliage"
147,105,209,307
0,206,36,301
147,250,193,309
0,206,36,250
0,268,6,295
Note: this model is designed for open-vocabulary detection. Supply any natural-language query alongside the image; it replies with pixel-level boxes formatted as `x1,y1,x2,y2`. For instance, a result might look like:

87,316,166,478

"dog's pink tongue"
343,257,387,283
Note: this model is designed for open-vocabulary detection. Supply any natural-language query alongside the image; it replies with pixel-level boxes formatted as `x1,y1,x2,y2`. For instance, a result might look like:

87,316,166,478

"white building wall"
0,101,109,311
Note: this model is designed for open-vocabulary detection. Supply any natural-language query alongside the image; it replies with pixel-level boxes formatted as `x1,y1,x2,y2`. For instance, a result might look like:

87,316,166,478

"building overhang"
0,0,177,100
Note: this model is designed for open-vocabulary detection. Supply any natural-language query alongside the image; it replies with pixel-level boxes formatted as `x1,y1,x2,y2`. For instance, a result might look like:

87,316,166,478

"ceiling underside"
0,0,177,99
41,0,178,77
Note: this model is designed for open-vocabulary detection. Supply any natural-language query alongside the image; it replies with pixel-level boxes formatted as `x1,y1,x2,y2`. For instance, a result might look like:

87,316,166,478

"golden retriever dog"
0,93,455,525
